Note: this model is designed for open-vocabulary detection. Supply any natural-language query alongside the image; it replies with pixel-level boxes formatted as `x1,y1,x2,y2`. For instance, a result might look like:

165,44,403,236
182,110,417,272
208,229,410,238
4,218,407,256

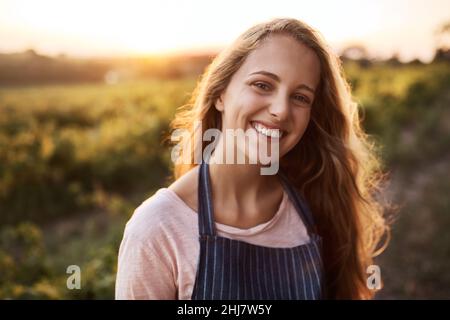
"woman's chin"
236,146,281,166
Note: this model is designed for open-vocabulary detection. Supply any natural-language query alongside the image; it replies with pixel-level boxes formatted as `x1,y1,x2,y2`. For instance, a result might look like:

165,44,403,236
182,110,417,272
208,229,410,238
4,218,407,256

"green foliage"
0,222,55,298
347,61,450,166
0,79,195,225
1,61,450,299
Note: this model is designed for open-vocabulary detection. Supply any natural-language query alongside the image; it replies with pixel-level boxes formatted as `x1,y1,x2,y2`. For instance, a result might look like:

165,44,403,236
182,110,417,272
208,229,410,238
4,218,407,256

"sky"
0,0,449,62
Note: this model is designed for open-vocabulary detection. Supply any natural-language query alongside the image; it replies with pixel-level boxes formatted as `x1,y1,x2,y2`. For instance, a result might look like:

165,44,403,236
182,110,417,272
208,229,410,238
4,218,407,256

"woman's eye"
294,95,310,104
252,82,270,91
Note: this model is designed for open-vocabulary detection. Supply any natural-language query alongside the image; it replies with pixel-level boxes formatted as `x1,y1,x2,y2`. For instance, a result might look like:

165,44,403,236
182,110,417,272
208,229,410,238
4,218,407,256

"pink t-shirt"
115,187,310,300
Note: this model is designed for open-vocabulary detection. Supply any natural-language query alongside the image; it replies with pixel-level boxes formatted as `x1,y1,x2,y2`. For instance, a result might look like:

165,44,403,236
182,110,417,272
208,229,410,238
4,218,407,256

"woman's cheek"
293,107,311,131
241,90,267,113
284,108,310,149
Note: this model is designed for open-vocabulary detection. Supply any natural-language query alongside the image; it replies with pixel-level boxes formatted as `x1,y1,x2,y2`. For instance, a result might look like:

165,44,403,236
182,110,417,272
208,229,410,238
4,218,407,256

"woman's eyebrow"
249,70,315,94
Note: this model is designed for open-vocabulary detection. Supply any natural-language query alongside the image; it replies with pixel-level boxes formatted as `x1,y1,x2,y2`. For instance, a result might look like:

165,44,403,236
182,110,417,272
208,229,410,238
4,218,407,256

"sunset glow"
1,0,449,61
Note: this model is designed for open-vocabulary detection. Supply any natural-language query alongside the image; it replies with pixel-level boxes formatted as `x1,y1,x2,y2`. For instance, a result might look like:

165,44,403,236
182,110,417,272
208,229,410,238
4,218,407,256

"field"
1,60,450,299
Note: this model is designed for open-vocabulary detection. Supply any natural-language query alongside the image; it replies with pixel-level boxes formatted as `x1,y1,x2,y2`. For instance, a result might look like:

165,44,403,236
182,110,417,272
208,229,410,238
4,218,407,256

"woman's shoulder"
167,165,199,213
124,183,198,245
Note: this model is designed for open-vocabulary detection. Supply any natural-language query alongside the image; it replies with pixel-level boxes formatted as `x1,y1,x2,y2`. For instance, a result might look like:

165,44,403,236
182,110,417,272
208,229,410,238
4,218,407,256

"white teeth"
252,122,283,138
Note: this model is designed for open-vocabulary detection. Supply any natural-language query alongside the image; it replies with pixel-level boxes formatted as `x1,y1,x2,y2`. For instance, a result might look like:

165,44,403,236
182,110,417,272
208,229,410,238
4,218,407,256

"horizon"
1,0,450,63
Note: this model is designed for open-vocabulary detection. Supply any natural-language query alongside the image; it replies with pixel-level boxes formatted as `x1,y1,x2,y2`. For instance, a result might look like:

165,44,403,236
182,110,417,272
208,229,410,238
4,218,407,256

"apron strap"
197,160,216,236
277,170,317,238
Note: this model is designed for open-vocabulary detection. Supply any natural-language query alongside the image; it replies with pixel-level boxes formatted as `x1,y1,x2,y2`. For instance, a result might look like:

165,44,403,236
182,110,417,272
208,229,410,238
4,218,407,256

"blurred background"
0,0,449,299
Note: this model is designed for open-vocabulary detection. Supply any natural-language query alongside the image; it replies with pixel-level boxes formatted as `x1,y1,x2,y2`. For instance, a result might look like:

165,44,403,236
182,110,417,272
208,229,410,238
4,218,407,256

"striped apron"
191,161,324,300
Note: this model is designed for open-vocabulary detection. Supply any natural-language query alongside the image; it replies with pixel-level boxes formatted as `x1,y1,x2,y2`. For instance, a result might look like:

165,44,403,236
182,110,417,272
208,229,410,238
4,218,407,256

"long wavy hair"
169,18,390,299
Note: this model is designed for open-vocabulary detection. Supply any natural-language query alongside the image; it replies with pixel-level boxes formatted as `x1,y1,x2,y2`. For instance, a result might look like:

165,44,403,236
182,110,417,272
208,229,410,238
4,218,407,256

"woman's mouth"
250,121,284,139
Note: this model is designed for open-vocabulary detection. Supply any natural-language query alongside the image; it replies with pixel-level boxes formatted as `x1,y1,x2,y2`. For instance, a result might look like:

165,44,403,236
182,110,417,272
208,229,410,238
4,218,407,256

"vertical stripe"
203,165,213,236
232,241,239,299
312,238,324,273
228,240,236,300
283,250,292,299
313,240,324,297
306,243,321,297
299,247,315,299
242,242,247,299
255,250,267,299
275,250,283,299
268,248,277,299
249,245,255,299
211,238,217,299
290,250,300,299
296,246,307,299
308,241,322,295
192,237,323,300
255,246,263,300
228,240,233,299
236,241,240,299
263,247,274,299
220,239,226,300
202,238,209,299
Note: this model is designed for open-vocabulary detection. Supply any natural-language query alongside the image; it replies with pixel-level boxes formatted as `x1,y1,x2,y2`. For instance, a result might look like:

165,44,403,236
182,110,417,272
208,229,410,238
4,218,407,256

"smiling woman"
115,17,389,300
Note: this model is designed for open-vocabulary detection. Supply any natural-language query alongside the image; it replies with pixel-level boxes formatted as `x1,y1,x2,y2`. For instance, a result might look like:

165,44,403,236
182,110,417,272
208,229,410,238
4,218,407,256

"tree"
433,21,450,62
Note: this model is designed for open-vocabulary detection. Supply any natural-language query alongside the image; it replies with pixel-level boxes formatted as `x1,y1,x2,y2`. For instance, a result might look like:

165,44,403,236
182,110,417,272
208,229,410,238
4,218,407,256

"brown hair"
170,18,390,299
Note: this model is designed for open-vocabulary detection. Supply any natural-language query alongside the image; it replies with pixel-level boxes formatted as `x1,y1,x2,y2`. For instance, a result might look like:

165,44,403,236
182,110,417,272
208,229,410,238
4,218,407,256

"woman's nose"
268,94,290,121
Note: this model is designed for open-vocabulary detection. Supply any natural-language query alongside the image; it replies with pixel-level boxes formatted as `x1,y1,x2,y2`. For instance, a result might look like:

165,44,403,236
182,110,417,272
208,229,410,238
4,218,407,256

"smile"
250,121,284,139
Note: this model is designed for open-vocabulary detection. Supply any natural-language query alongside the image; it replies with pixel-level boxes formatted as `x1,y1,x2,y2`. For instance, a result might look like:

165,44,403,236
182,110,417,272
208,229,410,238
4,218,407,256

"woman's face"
215,34,321,162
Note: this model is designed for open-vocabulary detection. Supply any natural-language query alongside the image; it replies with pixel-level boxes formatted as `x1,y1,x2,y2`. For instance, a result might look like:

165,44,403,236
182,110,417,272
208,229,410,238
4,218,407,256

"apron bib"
191,161,323,300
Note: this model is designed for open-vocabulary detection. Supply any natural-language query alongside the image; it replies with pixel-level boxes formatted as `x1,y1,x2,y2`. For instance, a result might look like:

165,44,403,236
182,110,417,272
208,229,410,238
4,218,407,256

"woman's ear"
215,94,225,112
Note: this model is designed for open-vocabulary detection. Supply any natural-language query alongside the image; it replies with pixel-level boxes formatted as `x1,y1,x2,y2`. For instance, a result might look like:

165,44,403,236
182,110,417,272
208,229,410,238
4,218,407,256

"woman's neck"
207,148,284,227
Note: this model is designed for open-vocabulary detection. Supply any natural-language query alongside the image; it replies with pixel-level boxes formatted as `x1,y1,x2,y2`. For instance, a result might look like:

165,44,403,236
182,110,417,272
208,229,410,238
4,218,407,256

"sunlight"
0,0,449,60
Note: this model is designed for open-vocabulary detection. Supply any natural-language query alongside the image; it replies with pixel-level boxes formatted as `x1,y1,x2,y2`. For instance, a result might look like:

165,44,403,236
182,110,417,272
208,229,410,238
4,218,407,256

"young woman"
115,18,389,300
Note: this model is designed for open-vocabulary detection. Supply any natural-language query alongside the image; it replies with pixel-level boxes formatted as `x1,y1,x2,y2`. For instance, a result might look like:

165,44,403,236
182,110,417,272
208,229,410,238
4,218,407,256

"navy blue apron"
191,161,323,300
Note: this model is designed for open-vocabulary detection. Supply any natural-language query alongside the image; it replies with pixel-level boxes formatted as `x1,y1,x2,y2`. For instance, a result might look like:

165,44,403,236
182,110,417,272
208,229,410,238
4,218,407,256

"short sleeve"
115,229,177,300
